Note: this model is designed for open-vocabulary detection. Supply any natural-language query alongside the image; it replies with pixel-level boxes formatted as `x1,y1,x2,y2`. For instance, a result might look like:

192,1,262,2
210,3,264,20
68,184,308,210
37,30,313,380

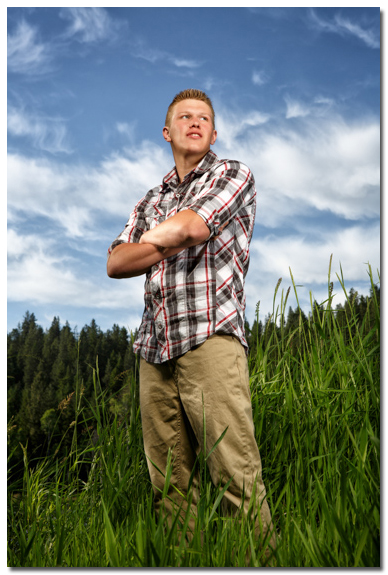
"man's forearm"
107,242,183,279
108,210,212,280
139,209,210,249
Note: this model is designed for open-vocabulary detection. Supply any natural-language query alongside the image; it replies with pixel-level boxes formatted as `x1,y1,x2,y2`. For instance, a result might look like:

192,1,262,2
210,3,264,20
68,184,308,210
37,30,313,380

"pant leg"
175,335,276,548
139,357,199,532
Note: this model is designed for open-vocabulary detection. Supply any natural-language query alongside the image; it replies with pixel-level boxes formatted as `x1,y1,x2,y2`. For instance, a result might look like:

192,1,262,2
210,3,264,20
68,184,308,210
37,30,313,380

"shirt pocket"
144,201,170,230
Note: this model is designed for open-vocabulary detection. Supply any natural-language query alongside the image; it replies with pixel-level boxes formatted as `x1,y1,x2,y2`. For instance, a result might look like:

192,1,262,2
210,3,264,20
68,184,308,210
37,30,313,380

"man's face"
163,99,217,158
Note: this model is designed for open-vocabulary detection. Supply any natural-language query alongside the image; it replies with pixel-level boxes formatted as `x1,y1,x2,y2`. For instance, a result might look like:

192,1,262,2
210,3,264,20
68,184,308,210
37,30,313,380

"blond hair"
165,89,215,128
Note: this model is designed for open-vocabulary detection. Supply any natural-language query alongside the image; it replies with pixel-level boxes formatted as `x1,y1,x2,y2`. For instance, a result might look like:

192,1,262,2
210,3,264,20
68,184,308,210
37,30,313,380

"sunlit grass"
7,263,380,567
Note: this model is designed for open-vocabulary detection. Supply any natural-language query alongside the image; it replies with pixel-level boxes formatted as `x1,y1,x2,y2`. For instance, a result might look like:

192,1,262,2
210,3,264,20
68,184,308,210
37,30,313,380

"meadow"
7,264,380,567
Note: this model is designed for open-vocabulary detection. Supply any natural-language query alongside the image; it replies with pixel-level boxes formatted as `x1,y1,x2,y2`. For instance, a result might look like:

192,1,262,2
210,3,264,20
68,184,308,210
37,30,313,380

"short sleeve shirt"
107,150,256,363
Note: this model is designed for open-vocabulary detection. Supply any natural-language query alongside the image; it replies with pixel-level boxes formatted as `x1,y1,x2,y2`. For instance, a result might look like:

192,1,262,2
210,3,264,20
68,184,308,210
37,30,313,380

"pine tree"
52,323,77,403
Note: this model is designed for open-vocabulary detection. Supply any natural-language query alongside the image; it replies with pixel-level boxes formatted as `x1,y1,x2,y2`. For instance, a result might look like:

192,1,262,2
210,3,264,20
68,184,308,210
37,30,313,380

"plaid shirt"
108,150,256,363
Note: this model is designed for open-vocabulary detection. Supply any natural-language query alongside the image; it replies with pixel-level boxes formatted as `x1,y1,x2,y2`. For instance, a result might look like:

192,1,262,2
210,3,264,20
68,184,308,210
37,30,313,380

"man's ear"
163,126,171,142
211,130,217,146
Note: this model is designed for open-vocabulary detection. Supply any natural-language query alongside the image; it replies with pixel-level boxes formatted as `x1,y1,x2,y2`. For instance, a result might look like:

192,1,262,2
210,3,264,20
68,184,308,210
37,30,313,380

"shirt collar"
162,150,219,191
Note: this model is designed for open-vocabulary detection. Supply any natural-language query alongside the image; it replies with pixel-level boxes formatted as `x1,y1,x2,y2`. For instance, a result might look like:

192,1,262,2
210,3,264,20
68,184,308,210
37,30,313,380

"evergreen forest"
7,275,380,567
7,284,379,485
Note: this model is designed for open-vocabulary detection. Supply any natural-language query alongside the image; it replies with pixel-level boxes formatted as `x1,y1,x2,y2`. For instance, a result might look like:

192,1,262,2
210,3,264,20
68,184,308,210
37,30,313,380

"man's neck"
174,150,209,183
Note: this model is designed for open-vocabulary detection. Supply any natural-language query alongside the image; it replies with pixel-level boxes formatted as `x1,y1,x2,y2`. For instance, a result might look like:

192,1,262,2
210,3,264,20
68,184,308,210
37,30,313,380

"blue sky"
7,7,380,334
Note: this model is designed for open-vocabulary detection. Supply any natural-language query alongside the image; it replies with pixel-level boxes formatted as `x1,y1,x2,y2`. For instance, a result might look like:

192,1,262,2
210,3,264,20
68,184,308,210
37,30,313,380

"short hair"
165,89,215,128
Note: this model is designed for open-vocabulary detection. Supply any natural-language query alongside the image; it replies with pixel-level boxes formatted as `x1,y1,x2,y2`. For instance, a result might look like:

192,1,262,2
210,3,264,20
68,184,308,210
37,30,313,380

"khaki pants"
139,334,275,549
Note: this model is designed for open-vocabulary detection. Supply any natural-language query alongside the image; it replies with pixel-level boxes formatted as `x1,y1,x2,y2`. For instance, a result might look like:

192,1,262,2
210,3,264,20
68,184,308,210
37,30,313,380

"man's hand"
107,212,229,280
107,242,184,279
211,221,229,239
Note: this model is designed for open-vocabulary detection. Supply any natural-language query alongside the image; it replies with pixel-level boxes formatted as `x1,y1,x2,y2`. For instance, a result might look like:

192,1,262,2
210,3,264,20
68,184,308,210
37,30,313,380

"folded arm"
107,210,210,279
108,210,211,279
139,209,210,249
107,242,184,279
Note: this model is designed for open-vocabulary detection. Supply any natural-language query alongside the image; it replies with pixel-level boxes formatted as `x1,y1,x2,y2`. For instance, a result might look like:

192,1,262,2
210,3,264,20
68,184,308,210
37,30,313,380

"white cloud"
203,77,217,91
250,224,380,284
215,108,270,150
314,95,335,108
170,57,202,69
252,70,269,86
7,19,53,75
7,228,48,260
131,40,165,64
7,107,72,154
284,96,311,119
334,15,380,49
214,111,380,225
116,121,137,144
131,38,202,70
245,223,380,323
7,142,172,238
308,9,380,49
8,108,380,242
59,7,117,43
284,94,335,119
7,104,380,330
7,229,145,312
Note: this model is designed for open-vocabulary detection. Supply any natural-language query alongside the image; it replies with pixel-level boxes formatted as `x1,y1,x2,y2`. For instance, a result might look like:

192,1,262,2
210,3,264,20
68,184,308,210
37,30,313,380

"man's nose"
190,117,200,127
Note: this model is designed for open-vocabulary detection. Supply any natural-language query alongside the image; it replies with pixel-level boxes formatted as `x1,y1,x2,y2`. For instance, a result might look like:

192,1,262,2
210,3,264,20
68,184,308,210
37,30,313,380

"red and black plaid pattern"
108,151,256,363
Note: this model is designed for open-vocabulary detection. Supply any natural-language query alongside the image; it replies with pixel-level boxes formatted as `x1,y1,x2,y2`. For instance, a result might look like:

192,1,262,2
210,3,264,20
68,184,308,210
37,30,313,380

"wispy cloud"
7,107,72,154
7,142,171,238
335,15,380,49
308,9,380,49
170,57,202,69
7,102,379,330
284,96,311,119
250,224,380,285
215,108,270,150
131,38,202,70
314,96,335,107
116,121,137,144
7,19,53,75
59,7,119,43
214,109,380,226
246,223,380,322
252,69,269,86
131,40,164,64
7,229,145,313
10,104,378,241
8,9,123,81
247,7,295,20
284,94,334,119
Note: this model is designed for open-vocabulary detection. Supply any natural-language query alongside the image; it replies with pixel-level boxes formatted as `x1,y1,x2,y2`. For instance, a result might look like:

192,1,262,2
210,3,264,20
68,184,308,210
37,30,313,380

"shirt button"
157,322,163,330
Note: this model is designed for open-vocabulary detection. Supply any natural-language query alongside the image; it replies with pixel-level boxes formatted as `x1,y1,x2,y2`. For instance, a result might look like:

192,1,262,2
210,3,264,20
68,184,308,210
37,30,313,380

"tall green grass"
7,264,380,567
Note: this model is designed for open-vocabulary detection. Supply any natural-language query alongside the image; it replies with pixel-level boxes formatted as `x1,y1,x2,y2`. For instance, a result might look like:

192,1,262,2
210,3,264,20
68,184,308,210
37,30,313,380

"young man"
107,89,275,553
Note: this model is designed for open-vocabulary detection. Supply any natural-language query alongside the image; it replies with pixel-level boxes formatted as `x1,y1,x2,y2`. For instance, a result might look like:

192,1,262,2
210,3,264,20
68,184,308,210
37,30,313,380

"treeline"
7,284,379,480
7,314,139,480
246,286,380,360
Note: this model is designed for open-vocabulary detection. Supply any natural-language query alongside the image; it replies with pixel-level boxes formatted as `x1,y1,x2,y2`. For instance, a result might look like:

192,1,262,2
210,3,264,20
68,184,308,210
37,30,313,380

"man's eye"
201,116,209,121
